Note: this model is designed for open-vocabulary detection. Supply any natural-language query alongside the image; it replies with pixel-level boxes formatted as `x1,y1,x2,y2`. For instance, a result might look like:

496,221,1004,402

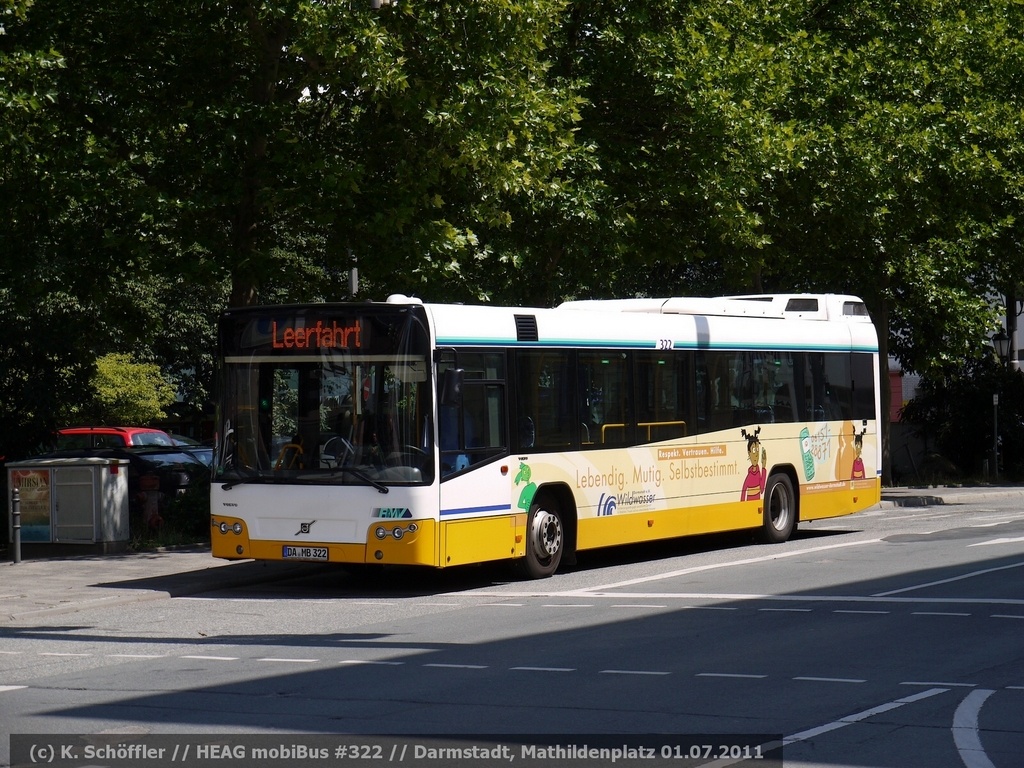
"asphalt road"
2,496,1023,768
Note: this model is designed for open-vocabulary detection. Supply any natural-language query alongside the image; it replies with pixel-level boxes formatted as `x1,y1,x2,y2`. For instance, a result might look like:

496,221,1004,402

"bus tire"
522,498,564,579
760,472,796,544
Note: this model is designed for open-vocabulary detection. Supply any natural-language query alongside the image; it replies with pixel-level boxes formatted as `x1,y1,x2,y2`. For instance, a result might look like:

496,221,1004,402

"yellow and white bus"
210,293,881,577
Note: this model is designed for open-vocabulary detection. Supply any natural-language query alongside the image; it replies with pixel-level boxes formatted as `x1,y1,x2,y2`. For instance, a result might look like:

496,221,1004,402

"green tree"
4,0,1024,480
549,1,1024,481
84,353,177,426
0,0,590,456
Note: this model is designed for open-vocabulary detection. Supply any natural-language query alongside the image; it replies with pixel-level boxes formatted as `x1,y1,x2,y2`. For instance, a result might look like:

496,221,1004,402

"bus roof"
413,294,878,353
557,294,870,322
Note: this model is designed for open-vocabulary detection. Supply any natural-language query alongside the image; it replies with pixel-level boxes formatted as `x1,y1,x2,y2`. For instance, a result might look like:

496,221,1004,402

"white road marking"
969,536,1024,547
873,560,1024,596
793,676,865,684
834,609,889,614
700,690,953,767
258,657,318,663
181,655,238,661
488,591,1024,606
952,689,997,768
510,666,575,673
783,687,948,744
423,663,487,669
913,611,971,617
39,652,90,657
0,685,27,693
108,654,167,659
902,681,977,688
600,669,670,676
556,539,882,595
339,660,404,666
696,673,767,679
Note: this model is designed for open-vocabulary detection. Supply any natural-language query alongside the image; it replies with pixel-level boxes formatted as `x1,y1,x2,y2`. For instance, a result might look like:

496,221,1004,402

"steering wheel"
321,436,355,467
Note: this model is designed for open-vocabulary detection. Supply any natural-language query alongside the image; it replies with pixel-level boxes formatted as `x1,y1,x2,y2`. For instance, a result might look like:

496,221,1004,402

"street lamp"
993,329,1011,365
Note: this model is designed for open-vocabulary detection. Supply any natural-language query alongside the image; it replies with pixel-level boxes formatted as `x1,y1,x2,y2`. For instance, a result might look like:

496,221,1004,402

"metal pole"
993,393,1000,481
11,487,21,564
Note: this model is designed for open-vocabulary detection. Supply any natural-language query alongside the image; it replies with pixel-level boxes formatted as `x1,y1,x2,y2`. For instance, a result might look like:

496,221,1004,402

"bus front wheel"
522,499,564,578
760,472,796,544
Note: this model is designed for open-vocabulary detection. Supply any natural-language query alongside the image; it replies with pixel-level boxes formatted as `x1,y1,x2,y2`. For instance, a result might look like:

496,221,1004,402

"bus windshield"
216,305,434,486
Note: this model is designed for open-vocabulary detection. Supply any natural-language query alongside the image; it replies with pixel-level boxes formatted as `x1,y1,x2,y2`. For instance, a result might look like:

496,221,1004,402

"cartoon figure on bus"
740,427,767,501
835,419,856,480
850,425,867,480
515,461,538,511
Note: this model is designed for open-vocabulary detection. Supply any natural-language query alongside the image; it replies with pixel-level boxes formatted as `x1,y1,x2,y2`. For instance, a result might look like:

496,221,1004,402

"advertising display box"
7,457,129,554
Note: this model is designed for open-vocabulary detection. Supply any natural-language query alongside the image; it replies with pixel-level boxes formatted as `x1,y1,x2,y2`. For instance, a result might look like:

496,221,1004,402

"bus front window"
217,307,434,486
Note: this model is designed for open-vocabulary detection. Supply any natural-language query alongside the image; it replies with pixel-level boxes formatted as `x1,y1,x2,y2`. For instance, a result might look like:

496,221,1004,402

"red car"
56,426,175,450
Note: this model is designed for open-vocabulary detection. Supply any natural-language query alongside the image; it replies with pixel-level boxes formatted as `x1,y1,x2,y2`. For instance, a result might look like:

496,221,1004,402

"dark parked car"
31,446,210,529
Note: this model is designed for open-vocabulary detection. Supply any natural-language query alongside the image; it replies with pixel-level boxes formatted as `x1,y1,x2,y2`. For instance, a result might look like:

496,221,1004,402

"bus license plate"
282,545,328,561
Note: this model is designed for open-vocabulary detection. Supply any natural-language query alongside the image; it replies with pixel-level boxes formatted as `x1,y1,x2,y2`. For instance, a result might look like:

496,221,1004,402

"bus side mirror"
440,368,464,407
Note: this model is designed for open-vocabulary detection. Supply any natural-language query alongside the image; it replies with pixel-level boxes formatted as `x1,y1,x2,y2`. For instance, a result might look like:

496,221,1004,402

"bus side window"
516,350,572,450
439,404,470,474
635,351,688,442
578,351,630,447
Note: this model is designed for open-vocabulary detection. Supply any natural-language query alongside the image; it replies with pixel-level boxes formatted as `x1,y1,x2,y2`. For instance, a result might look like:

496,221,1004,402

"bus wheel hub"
531,510,562,558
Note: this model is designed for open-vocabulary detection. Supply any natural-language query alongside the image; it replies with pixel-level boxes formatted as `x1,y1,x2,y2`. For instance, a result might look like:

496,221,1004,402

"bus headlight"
232,522,243,535
392,527,404,540
375,526,388,540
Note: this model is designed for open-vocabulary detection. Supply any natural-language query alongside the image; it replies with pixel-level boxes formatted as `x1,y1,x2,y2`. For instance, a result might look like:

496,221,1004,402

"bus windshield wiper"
325,465,390,494
220,471,267,491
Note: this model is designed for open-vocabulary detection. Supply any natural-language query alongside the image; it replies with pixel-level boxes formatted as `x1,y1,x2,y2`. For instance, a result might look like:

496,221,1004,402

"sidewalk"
0,547,317,624
2,485,1022,624
878,484,1024,507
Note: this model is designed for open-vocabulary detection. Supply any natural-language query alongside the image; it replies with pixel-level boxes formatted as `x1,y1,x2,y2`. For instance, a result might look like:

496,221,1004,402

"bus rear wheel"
522,499,564,578
760,472,796,544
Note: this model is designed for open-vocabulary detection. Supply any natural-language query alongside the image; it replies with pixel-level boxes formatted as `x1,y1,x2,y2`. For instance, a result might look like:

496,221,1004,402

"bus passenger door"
437,352,517,566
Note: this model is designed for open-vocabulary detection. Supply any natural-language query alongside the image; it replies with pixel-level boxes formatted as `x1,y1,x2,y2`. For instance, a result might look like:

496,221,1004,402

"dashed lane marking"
180,655,238,661
423,663,487,669
696,673,767,679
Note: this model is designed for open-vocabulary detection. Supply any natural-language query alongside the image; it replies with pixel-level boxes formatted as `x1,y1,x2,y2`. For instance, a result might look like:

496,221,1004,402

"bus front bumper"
210,514,439,566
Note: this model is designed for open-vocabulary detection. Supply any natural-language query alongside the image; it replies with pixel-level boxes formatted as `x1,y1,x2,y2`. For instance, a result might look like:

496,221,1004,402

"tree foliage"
85,353,178,426
2,0,1024,471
